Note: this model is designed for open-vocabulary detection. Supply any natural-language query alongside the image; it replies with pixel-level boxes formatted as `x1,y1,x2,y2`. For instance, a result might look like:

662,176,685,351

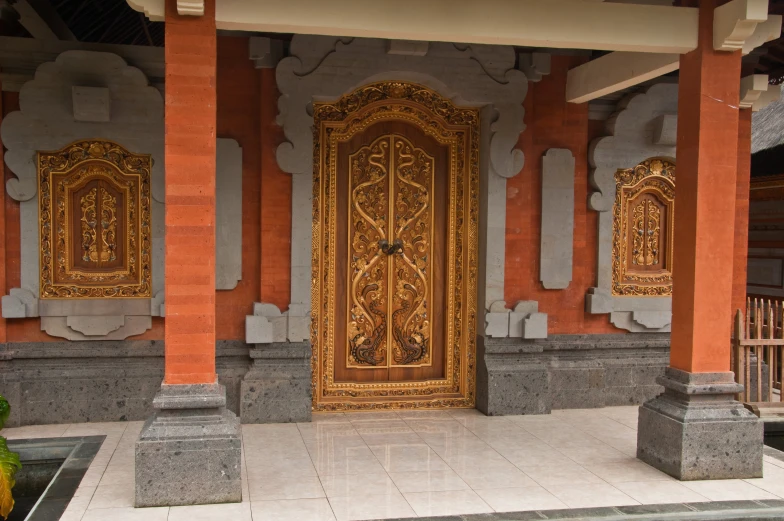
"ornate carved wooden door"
313,81,479,411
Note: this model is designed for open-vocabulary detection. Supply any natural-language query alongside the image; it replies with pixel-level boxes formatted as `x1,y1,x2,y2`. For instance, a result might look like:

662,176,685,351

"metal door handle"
378,238,403,255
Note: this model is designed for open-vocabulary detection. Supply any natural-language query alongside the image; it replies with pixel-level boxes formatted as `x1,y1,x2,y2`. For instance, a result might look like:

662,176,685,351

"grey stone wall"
477,333,669,416
0,341,250,427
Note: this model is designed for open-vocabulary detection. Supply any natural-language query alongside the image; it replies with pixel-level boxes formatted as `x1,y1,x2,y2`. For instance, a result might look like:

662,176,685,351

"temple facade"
0,0,781,508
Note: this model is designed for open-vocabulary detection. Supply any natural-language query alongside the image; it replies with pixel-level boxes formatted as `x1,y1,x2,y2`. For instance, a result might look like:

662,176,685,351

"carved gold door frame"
312,81,479,411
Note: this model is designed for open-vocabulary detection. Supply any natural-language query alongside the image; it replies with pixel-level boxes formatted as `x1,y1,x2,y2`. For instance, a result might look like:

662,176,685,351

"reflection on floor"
4,406,784,521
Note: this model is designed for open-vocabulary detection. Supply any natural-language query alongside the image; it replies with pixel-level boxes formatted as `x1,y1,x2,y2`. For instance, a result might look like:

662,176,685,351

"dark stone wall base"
476,338,551,415
637,368,763,480
135,383,242,507
477,334,669,415
0,341,249,427
240,342,312,424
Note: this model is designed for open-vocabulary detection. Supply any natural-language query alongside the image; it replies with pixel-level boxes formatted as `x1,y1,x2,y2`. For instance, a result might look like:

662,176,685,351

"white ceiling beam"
714,0,769,51
566,52,679,104
12,0,58,40
567,9,780,104
128,0,699,53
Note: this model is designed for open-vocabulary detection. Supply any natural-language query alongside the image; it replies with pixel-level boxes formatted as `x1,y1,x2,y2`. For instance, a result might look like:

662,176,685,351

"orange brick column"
636,0,762,481
163,0,217,385
732,109,752,319
135,0,241,508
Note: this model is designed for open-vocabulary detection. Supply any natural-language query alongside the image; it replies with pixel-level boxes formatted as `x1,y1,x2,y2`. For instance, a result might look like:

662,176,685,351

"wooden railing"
733,298,784,403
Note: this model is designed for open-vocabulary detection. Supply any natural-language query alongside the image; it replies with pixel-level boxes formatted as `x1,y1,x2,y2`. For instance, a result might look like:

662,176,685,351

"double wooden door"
335,124,448,383
313,81,478,410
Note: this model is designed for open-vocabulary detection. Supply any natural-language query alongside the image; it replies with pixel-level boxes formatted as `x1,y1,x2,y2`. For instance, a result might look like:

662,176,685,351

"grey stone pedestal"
135,382,242,507
476,338,551,415
637,367,763,480
240,342,312,423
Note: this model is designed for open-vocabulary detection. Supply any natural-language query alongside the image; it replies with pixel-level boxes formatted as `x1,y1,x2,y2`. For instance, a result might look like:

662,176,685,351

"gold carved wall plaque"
38,140,152,299
313,81,479,411
612,158,675,296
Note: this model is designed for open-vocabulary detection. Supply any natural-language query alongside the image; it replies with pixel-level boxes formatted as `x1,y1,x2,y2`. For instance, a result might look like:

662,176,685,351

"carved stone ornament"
38,140,152,299
612,158,675,297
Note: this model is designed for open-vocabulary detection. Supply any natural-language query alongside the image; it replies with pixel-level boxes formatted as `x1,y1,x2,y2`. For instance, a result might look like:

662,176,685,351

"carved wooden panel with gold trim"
38,140,152,299
612,158,675,296
313,81,479,411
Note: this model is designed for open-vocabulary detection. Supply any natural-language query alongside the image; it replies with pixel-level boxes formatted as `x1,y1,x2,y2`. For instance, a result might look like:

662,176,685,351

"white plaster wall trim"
0,50,164,338
271,36,528,340
586,83,677,332
713,0,769,52
216,138,243,290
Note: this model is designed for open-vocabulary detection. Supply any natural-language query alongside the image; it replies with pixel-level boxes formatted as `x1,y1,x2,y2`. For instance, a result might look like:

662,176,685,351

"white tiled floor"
6,406,784,521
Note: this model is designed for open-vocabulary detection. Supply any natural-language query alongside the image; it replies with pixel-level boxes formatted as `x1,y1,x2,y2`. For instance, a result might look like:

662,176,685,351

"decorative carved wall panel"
313,81,479,411
612,158,675,297
38,141,152,299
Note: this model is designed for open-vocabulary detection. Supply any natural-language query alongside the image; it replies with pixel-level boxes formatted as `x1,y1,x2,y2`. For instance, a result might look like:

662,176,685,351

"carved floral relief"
38,140,152,299
612,158,675,296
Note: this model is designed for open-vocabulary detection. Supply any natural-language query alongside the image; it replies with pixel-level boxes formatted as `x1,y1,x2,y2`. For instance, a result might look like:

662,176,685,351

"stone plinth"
240,342,311,423
637,368,762,480
476,338,551,415
135,382,242,507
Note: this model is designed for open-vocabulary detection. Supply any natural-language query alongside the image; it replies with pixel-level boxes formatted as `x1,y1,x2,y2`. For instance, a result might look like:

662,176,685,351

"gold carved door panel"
346,134,435,372
313,81,479,411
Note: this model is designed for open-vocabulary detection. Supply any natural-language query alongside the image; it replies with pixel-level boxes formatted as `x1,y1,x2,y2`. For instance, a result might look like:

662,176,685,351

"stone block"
41,316,152,341
476,338,551,416
386,40,428,56
216,138,243,291
66,316,125,336
522,313,548,339
249,37,284,68
72,86,110,122
540,148,575,290
637,368,763,480
2,288,38,318
585,288,613,314
652,114,677,146
241,342,312,423
135,383,242,507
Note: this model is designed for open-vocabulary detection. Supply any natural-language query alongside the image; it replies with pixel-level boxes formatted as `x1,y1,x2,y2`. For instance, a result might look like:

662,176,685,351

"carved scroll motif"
612,158,675,297
346,135,433,368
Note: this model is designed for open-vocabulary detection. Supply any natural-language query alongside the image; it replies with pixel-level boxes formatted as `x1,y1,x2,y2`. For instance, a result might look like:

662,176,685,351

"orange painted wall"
214,36,262,340
504,55,621,335
259,69,291,311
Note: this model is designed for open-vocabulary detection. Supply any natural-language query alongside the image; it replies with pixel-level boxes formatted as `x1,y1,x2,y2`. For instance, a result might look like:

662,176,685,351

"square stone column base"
135,382,242,507
637,367,763,480
240,342,312,423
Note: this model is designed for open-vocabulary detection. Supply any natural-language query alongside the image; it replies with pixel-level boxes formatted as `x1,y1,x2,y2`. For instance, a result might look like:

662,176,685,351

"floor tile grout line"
397,413,506,514
357,410,428,517
499,419,643,508
295,421,339,520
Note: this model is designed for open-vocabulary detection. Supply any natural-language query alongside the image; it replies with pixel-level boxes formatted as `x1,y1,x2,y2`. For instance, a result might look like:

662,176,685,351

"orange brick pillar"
636,0,762,480
135,0,241,507
732,109,752,319
163,0,217,385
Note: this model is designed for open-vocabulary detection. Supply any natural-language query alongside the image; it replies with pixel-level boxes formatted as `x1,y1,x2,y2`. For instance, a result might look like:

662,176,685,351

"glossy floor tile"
7,406,783,520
